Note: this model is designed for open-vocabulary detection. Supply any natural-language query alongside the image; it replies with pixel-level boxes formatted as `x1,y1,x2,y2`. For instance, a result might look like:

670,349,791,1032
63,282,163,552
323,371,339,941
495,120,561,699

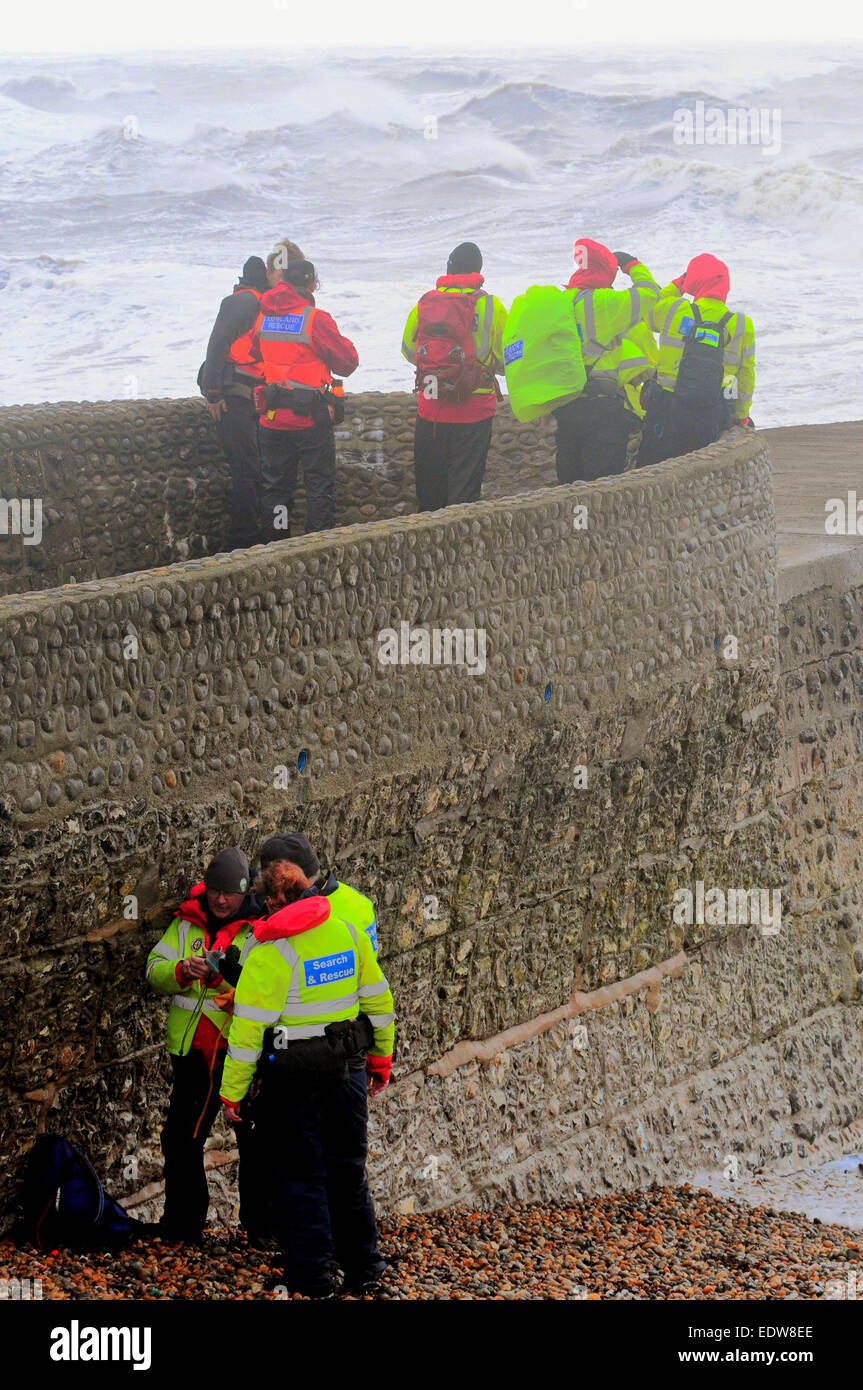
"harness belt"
261,1012,374,1076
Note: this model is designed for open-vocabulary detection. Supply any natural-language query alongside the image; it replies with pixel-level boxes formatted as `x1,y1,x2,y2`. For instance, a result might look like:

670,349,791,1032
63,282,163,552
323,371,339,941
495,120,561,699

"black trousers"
637,386,732,468
413,415,494,511
258,420,336,537
255,1060,385,1294
160,1050,266,1237
213,395,262,550
554,391,632,484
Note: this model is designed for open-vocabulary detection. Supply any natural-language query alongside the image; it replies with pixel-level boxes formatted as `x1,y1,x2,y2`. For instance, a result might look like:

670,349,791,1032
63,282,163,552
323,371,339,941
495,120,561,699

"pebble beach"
4,1186,861,1301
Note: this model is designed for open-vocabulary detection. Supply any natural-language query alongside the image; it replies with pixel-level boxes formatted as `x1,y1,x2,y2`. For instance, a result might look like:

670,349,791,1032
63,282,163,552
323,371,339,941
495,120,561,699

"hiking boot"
341,1262,387,1296
247,1232,281,1254
265,1271,336,1299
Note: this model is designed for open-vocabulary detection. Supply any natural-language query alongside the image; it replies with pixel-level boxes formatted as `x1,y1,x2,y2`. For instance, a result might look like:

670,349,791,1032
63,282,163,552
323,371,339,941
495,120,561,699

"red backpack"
414,289,487,403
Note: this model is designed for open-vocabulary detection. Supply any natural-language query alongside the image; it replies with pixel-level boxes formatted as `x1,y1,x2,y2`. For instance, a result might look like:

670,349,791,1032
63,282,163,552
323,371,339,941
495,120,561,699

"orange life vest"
228,288,265,380
254,304,332,392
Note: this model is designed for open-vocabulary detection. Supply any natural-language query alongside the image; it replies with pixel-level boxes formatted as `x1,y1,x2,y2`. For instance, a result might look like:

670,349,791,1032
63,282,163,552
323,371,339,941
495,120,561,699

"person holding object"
220,861,395,1298
251,257,358,538
553,239,660,483
199,255,270,551
146,847,265,1244
401,242,507,511
637,252,756,467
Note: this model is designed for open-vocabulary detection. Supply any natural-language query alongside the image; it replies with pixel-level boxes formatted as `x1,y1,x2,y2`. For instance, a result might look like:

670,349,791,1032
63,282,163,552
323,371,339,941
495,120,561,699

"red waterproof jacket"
251,282,358,431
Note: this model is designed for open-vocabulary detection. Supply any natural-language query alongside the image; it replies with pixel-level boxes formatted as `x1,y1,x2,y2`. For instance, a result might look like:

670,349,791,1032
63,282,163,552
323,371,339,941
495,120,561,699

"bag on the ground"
414,290,486,403
674,303,733,414
503,284,587,422
12,1133,135,1251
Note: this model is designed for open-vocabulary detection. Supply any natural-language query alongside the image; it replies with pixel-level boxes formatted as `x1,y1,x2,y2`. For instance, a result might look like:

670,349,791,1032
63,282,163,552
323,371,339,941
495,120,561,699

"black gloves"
613,252,638,270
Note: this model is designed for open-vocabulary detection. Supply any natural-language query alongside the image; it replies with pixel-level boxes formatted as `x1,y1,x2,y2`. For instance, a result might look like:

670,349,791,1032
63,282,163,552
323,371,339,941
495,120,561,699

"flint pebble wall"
1,414,861,1224
0,394,556,595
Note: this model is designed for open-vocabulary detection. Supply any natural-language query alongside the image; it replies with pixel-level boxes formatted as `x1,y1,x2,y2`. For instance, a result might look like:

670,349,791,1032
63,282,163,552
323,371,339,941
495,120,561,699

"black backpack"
11,1134,136,1251
674,302,733,413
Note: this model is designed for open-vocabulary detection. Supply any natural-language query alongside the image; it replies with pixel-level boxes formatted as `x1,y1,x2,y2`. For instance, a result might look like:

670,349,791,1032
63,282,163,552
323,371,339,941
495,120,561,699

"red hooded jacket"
567,238,620,290
672,253,730,303
252,282,358,431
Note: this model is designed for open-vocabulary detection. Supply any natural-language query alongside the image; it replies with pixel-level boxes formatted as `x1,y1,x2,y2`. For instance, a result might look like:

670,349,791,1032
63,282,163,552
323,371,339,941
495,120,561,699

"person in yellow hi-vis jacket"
553,237,661,483
618,320,659,424
146,847,265,1243
401,241,507,510
220,865,395,1299
638,252,755,468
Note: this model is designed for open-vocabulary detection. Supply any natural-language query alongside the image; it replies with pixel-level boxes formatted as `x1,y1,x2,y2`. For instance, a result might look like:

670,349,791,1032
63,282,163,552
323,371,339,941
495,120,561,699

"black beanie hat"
240,256,268,293
447,242,482,275
260,832,320,877
283,259,316,287
204,847,251,895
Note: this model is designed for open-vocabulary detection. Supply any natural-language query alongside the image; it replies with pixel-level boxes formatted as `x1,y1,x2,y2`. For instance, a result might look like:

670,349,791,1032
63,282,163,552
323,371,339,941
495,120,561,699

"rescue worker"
200,256,269,551
619,320,659,426
637,253,755,468
252,257,358,538
401,242,507,511
221,860,395,1298
146,847,266,1243
257,832,380,954
554,238,660,483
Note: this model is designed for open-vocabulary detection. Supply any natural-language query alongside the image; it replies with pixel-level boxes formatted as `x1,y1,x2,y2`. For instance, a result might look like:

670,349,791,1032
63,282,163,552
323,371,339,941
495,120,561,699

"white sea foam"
1,45,862,423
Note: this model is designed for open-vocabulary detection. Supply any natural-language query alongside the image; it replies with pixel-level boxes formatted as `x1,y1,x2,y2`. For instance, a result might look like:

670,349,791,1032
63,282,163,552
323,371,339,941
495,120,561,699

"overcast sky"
4,0,862,52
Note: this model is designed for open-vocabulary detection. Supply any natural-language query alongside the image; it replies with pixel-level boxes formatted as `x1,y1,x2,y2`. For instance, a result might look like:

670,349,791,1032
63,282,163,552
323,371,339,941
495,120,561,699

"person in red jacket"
251,258,358,537
401,242,507,510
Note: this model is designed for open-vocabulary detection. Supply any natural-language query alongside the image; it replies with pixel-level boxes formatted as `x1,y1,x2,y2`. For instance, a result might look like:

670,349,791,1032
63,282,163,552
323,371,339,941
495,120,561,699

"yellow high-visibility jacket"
569,262,661,392
648,283,756,421
618,320,659,418
146,886,258,1057
401,278,507,419
221,903,395,1103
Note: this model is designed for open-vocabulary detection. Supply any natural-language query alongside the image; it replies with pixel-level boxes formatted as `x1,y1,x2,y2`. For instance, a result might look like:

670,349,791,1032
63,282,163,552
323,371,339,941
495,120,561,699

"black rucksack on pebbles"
11,1133,136,1251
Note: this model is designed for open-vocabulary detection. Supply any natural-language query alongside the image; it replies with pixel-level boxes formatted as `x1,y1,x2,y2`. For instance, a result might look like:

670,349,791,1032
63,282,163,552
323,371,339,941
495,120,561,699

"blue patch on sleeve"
261,314,304,334
679,316,694,338
303,949,356,988
504,340,524,365
367,920,378,953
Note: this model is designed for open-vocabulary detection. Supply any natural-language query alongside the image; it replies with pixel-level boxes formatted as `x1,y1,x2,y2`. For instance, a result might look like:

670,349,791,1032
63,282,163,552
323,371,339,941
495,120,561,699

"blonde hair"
267,239,304,274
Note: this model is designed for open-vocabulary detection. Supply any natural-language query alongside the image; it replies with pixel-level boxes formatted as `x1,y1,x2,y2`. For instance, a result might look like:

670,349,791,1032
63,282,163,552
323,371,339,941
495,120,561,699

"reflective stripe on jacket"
221,907,395,1103
323,879,379,954
401,275,508,423
649,283,756,420
569,261,661,392
146,889,258,1057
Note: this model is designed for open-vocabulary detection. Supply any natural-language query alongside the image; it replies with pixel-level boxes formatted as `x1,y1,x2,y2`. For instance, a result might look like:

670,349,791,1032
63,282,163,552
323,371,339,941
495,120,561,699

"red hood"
567,238,618,290
254,895,331,942
435,272,485,291
674,253,730,303
177,882,260,951
259,282,315,315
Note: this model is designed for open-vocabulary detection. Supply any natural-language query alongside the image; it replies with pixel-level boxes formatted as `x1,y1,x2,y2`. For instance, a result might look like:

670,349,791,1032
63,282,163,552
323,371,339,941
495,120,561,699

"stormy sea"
1,43,861,423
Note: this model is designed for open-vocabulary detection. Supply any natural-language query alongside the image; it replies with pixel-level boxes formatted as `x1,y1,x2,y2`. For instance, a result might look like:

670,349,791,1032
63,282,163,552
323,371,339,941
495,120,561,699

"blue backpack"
13,1134,135,1251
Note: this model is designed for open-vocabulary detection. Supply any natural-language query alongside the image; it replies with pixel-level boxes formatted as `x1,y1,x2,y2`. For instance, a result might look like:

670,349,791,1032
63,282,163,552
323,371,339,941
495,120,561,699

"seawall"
0,394,554,595
0,395,861,1224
